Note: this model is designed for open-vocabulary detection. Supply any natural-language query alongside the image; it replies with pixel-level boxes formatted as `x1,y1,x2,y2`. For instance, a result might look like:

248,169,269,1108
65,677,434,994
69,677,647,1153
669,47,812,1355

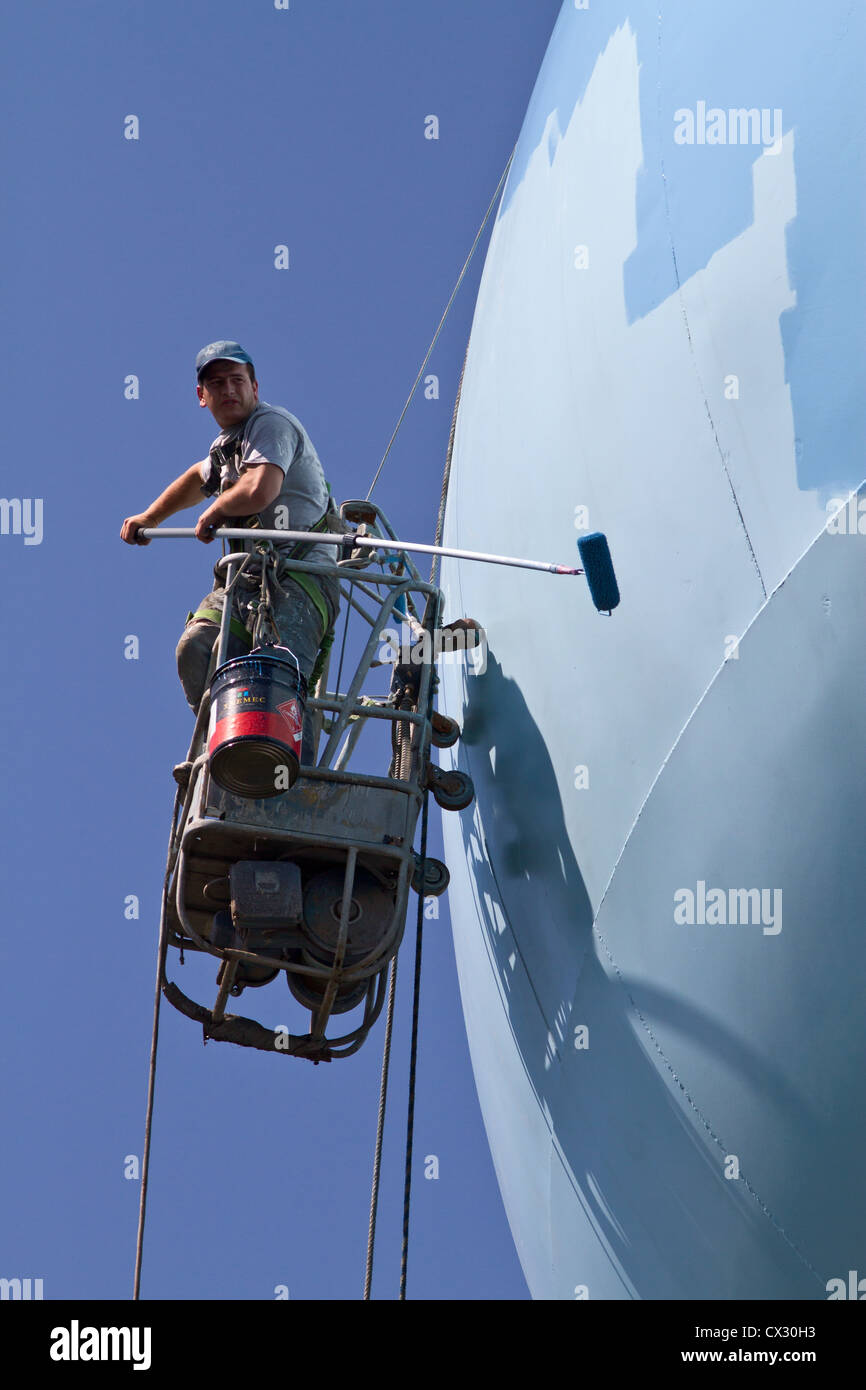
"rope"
133,784,183,1299
362,953,399,1300
251,548,283,647
430,346,469,585
361,151,503,1302
393,270,470,1292
366,145,516,503
400,781,431,1300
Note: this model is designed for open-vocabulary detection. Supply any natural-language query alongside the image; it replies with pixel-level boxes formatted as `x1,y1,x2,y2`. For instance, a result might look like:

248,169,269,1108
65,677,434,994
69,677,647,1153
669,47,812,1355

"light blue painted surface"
503,1,866,493
439,0,866,1298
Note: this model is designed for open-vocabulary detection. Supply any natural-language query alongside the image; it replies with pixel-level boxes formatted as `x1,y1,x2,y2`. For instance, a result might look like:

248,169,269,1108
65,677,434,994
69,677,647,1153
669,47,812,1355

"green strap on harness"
273,487,339,667
187,608,254,647
189,485,338,677
276,567,330,635
186,582,329,653
307,620,335,695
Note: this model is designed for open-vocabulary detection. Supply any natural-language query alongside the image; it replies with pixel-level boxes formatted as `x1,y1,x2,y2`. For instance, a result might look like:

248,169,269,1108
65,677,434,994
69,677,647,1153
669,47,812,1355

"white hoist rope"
365,144,516,503
363,146,514,1298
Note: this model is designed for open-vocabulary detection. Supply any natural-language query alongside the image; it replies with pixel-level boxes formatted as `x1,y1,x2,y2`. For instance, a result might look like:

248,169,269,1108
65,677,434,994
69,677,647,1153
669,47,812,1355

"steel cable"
132,785,182,1299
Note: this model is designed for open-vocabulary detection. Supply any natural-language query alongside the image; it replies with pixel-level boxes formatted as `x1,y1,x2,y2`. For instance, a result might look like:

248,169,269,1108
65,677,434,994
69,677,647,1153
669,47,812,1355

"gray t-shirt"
199,401,339,620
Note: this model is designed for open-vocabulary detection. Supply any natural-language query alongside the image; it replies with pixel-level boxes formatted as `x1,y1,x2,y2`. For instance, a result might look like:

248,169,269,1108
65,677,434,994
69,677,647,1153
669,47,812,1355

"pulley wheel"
287,967,368,1016
431,712,460,749
431,769,475,812
412,857,450,896
301,867,392,960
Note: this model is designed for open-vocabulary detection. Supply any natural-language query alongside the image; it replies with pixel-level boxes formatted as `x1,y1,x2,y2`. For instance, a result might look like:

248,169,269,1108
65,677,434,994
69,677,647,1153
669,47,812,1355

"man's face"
197,360,258,429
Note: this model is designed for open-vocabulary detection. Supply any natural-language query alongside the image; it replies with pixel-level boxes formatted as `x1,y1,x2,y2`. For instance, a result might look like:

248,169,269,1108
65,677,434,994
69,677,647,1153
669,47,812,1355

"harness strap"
271,560,336,695
271,488,340,667
307,620,335,695
192,486,339,672
187,608,253,647
247,486,338,635
280,491,338,563
188,574,331,656
276,567,331,635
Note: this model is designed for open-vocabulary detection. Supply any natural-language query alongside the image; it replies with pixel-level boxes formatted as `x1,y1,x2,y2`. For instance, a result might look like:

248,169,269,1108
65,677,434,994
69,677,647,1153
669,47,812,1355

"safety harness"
187,438,342,694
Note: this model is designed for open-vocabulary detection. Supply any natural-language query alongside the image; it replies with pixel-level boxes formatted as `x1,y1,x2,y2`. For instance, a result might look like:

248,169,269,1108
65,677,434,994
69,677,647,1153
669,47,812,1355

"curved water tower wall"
437,0,866,1299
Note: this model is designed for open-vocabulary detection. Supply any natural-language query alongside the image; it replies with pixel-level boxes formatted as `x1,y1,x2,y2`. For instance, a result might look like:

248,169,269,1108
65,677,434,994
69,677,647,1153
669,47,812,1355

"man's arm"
120,462,209,545
195,462,284,543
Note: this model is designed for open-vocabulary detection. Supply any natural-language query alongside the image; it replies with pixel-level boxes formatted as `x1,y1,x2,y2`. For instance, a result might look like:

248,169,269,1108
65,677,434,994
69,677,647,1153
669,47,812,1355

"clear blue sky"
0,1,562,1299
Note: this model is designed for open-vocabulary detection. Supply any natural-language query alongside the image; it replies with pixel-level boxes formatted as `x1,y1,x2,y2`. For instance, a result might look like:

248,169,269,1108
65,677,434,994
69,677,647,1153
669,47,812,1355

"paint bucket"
208,645,308,798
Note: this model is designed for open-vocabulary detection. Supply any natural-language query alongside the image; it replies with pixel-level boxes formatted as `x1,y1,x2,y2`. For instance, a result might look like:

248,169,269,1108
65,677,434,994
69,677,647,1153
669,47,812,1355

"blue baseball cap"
196,340,254,380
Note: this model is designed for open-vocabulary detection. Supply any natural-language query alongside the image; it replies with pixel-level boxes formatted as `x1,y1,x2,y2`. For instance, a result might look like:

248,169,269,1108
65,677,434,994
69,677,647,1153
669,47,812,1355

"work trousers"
176,563,327,767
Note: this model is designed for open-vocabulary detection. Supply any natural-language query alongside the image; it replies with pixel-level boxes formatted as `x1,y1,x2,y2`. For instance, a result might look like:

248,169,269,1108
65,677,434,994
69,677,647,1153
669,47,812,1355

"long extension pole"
137,526,585,577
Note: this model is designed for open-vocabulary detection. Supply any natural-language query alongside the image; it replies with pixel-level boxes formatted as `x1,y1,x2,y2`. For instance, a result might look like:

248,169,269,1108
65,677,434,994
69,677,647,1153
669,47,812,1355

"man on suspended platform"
120,341,340,757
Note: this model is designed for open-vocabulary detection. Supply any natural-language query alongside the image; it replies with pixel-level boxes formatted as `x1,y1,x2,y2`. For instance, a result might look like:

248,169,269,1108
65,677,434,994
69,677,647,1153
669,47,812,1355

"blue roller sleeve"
577,532,620,612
